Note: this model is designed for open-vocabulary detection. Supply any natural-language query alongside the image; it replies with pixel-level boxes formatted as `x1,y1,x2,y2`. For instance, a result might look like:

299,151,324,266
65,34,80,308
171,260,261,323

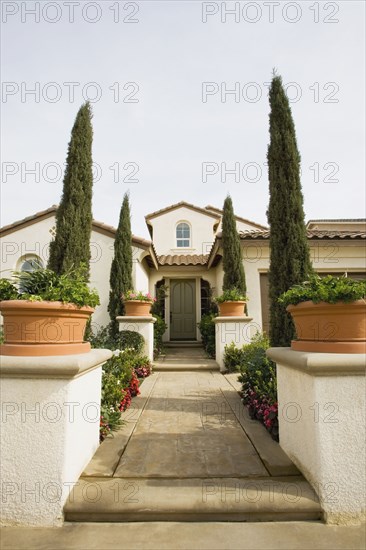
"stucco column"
267,347,366,525
0,349,112,527
213,316,254,372
117,316,156,362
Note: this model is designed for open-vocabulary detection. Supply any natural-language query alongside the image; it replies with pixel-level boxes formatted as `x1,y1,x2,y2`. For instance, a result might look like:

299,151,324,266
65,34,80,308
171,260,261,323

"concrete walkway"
65,347,320,522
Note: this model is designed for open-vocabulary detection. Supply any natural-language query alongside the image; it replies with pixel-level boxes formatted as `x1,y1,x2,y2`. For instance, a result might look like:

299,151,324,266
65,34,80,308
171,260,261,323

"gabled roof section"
145,201,221,221
0,205,58,236
0,206,155,252
205,205,268,230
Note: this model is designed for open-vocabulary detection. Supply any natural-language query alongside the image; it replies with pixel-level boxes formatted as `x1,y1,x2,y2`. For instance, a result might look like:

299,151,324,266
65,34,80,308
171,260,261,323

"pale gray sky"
1,0,365,238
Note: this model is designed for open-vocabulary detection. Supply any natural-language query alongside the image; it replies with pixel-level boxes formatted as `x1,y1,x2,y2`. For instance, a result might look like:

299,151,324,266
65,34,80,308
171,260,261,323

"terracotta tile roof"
238,230,366,240
0,205,152,248
0,205,58,235
158,254,209,266
307,219,366,224
145,201,220,221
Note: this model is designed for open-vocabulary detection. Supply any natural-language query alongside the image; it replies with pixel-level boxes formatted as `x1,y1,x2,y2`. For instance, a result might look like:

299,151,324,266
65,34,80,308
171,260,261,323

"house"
1,202,365,342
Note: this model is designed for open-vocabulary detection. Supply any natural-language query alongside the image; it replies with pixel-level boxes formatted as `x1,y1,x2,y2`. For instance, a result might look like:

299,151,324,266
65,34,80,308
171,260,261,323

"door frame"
164,276,202,342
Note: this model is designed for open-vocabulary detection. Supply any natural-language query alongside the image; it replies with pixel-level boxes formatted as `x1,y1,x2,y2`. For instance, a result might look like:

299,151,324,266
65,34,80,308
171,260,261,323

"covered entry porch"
149,253,219,342
155,276,215,342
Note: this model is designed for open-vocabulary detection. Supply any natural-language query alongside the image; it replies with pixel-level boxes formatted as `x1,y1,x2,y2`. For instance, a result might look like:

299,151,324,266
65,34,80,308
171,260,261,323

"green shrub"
223,342,246,372
198,314,216,358
88,325,144,353
225,332,278,440
119,330,144,353
237,332,277,404
103,353,134,388
101,371,126,408
153,314,167,358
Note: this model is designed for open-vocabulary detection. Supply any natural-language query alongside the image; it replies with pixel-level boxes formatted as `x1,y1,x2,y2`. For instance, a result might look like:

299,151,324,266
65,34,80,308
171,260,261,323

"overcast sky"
1,0,365,238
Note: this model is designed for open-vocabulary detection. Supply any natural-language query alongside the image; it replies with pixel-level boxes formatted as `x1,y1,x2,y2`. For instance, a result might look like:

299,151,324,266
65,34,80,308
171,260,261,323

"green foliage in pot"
278,274,366,307
0,279,18,301
215,288,247,303
1,265,99,308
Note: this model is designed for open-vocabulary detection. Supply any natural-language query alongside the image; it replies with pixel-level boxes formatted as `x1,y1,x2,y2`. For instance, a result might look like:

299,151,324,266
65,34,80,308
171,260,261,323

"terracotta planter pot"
287,300,366,353
0,300,94,356
124,300,152,317
218,301,246,317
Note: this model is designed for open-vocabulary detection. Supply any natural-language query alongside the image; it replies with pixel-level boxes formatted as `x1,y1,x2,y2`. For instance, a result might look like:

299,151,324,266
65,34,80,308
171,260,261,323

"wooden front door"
170,280,196,340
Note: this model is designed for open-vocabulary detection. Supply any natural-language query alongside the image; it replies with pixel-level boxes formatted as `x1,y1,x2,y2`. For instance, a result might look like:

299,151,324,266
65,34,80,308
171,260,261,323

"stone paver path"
114,370,268,478
65,347,321,522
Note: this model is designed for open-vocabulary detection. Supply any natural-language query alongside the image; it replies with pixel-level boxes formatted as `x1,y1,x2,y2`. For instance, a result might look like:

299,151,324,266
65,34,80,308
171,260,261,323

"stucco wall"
275,359,366,525
0,215,149,330
1,213,365,337
0,365,102,526
148,207,218,256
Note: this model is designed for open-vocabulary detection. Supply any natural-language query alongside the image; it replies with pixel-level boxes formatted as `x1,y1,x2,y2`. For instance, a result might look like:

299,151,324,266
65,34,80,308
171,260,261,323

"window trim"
176,221,191,249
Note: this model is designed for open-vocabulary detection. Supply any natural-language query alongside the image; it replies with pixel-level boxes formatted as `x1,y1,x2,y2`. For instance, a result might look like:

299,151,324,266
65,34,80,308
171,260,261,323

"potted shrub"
122,290,156,317
215,288,248,317
0,266,99,356
279,274,366,353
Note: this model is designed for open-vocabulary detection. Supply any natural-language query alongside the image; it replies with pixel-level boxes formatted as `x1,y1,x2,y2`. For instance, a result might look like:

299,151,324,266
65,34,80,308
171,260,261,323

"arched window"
176,222,191,248
18,256,43,293
20,257,43,273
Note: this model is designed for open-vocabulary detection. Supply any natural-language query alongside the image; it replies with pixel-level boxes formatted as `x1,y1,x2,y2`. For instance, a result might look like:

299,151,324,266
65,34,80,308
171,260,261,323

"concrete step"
165,342,203,348
153,362,219,371
64,476,322,523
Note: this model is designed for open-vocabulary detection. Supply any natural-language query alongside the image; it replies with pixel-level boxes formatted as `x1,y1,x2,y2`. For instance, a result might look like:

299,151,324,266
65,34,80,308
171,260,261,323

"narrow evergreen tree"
108,193,133,337
48,102,93,279
222,195,246,294
267,73,313,346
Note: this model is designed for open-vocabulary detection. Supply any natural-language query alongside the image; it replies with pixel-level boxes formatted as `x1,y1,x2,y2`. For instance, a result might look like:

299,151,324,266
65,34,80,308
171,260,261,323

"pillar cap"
267,347,366,376
117,316,157,323
213,316,253,323
0,349,112,379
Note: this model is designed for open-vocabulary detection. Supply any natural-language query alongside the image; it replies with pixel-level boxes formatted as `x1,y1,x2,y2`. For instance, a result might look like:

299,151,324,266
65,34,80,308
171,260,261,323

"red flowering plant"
224,333,279,441
100,352,136,441
99,349,153,442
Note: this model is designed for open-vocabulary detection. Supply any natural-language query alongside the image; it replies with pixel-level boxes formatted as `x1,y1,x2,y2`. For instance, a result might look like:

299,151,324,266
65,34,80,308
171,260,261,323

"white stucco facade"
0,203,365,342
268,348,366,525
0,350,112,526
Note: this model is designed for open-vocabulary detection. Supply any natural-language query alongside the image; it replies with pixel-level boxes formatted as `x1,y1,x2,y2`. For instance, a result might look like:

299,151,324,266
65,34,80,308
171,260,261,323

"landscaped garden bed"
88,327,153,442
224,332,279,441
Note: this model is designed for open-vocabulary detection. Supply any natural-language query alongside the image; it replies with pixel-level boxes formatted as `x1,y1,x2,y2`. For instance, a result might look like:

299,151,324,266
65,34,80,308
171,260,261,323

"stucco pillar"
267,347,366,525
0,349,112,526
213,316,254,372
117,316,156,361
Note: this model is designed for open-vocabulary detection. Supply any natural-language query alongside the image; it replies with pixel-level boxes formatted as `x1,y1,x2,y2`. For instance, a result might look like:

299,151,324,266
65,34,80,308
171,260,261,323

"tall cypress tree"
267,73,313,346
108,193,133,337
48,102,93,279
222,195,246,294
